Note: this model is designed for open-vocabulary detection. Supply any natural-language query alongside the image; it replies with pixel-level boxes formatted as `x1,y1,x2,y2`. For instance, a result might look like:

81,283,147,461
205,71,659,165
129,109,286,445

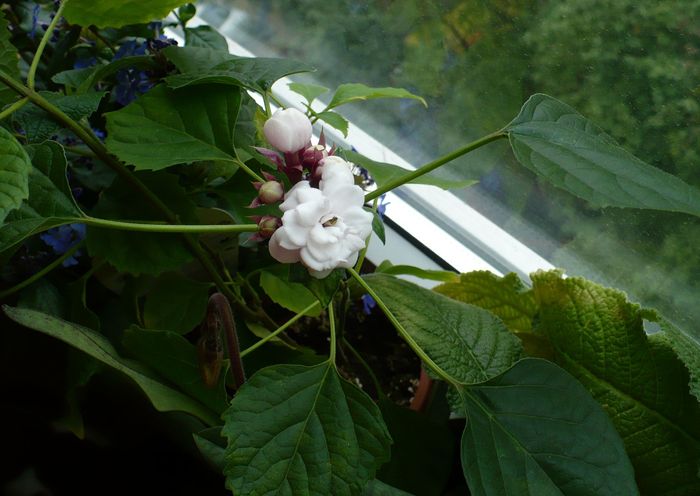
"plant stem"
0,97,28,120
240,301,320,358
328,302,337,363
364,131,507,202
82,216,259,234
228,157,265,183
262,91,272,118
208,293,246,389
0,241,84,299
64,145,97,158
342,338,384,398
346,267,457,385
28,0,68,90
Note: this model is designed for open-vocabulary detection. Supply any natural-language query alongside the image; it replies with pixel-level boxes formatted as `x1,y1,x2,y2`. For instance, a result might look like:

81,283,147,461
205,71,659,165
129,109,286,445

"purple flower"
74,57,97,69
114,68,152,106
361,294,376,315
113,39,147,60
40,223,86,267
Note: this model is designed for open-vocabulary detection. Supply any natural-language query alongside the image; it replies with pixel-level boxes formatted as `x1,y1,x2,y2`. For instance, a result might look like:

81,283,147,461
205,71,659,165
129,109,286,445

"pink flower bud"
302,144,328,168
263,108,312,153
258,181,284,204
257,216,282,238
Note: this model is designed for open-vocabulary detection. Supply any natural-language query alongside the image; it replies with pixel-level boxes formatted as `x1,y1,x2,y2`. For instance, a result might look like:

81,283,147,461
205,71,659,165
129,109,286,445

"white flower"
263,108,313,153
269,156,373,278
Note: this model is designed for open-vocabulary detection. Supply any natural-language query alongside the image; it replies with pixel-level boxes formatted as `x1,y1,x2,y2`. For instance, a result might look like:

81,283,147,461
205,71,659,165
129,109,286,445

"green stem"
28,0,68,90
0,97,28,120
82,216,259,234
228,157,265,183
262,92,272,118
240,301,320,358
64,145,97,158
342,338,384,398
328,302,337,363
346,267,457,385
0,241,84,299
364,131,507,202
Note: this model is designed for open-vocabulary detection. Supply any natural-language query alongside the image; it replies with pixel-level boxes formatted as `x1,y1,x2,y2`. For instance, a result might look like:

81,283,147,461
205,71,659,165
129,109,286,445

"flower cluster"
254,108,372,278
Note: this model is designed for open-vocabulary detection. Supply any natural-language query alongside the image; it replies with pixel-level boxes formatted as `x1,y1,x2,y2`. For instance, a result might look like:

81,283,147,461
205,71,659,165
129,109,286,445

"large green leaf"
531,271,700,495
656,318,700,404
342,150,477,191
85,172,194,275
506,94,700,217
163,46,234,73
122,326,229,414
105,84,242,171
327,83,427,110
260,267,322,317
362,273,522,385
0,128,30,223
364,480,412,496
184,26,229,51
64,0,191,28
143,273,211,334
315,111,349,137
1,141,82,253
14,91,105,143
434,271,536,333
2,306,219,426
375,261,459,283
0,11,19,106
222,361,392,495
288,82,329,105
164,56,314,94
460,358,639,496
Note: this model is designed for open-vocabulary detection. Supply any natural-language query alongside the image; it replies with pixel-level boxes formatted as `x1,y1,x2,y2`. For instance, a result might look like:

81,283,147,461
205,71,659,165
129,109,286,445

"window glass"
200,0,700,329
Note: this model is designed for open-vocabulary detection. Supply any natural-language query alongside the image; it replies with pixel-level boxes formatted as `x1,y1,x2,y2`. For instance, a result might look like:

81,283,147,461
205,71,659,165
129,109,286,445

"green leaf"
143,273,211,334
370,208,386,244
122,326,229,415
656,318,700,404
362,273,522,385
85,172,194,275
434,271,536,333
316,111,349,137
506,94,700,217
342,150,477,190
222,361,392,495
163,46,234,73
193,427,226,472
375,261,459,283
0,128,30,223
0,11,20,106
2,305,220,426
259,267,322,316
51,67,95,89
327,83,427,110
105,84,241,171
531,271,700,495
14,91,105,143
1,141,82,253
364,480,413,496
185,26,229,51
75,56,158,94
460,358,639,496
64,0,191,28
288,82,329,105
164,56,314,94
289,265,345,307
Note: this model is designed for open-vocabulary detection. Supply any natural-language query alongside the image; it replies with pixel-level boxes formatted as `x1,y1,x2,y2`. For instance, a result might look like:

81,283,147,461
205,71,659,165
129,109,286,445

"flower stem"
228,157,265,183
346,267,457,385
0,97,28,121
364,130,507,202
28,0,68,90
328,302,337,363
240,301,320,358
262,91,272,118
207,293,246,389
82,216,259,234
0,241,84,299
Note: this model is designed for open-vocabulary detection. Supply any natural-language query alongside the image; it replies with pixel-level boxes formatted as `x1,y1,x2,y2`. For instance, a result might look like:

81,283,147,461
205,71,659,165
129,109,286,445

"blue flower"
113,39,147,60
74,56,97,69
114,69,152,106
361,294,376,315
40,223,86,267
29,4,40,40
377,194,390,219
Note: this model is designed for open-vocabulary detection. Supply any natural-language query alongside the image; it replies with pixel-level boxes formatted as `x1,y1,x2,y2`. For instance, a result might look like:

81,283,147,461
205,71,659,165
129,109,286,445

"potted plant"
1,1,698,495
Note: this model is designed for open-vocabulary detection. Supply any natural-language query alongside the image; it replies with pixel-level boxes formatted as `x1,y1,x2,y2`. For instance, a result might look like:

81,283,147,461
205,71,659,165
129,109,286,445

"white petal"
329,185,365,215
263,108,312,153
341,207,374,238
320,156,354,196
269,231,301,263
